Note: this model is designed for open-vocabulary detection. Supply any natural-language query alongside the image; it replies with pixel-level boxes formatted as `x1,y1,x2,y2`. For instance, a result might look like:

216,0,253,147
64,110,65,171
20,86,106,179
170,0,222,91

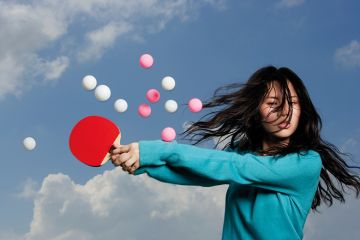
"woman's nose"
278,104,290,117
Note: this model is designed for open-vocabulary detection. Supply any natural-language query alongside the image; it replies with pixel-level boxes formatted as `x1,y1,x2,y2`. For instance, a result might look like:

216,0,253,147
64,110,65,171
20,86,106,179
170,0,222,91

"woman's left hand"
110,142,140,174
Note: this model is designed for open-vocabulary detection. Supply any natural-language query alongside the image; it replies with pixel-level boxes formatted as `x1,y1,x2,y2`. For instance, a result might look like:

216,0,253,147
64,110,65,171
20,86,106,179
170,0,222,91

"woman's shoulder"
223,144,321,160
230,147,322,162
299,149,321,159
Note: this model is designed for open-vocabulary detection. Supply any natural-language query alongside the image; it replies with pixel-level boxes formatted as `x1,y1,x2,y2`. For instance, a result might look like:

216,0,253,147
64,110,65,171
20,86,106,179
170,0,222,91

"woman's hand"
110,142,140,174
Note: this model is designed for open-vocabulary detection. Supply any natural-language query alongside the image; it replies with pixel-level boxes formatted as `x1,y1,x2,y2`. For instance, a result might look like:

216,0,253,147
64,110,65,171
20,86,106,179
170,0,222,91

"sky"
0,0,360,239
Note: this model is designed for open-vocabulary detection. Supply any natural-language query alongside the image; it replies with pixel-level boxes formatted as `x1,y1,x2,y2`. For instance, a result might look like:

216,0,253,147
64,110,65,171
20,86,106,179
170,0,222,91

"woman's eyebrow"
266,96,298,99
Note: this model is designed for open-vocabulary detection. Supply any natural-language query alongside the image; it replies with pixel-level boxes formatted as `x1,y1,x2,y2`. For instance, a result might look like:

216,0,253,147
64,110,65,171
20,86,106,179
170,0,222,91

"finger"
124,162,136,173
109,143,118,153
111,157,122,167
112,152,130,166
122,164,132,173
127,160,139,174
124,157,137,168
110,153,119,161
115,153,131,166
129,162,140,174
112,144,130,154
120,152,131,163
112,159,122,167
133,161,140,169
112,142,121,148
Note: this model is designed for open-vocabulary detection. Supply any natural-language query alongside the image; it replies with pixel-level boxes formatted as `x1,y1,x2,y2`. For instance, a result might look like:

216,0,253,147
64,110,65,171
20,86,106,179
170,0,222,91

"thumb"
111,143,130,154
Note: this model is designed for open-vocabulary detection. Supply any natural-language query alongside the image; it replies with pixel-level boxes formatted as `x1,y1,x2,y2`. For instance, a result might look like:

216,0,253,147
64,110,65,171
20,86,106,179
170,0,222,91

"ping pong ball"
161,127,176,142
114,99,128,113
188,98,203,112
23,137,36,150
140,54,154,69
165,99,178,113
146,89,160,103
82,75,97,91
161,76,176,91
94,85,111,101
138,103,151,118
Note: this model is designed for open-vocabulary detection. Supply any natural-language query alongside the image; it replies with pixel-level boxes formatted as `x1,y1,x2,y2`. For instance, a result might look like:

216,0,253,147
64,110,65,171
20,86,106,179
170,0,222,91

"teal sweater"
134,140,322,240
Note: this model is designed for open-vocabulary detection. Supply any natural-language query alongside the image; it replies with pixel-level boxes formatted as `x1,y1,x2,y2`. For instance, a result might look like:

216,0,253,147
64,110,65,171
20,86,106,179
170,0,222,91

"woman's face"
259,80,301,140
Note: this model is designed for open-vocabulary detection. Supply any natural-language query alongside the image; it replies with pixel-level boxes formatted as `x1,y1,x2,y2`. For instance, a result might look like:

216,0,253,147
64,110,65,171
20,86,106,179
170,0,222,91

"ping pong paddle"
69,115,121,167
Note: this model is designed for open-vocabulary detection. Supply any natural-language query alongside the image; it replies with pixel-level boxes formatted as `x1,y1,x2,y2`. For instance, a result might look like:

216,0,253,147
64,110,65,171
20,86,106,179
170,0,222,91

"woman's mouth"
278,122,291,129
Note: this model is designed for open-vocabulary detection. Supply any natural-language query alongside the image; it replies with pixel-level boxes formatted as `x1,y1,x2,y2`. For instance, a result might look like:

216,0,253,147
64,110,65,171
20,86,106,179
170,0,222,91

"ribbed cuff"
138,139,177,166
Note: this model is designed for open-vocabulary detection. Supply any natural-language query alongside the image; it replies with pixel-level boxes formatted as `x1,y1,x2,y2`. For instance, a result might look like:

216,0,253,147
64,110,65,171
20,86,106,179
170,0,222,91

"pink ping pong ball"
146,89,160,103
138,103,151,118
188,98,203,112
139,54,154,69
161,127,176,142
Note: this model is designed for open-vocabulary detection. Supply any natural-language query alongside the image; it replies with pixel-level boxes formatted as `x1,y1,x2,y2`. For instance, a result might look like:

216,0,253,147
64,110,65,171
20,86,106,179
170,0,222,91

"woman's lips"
278,122,291,129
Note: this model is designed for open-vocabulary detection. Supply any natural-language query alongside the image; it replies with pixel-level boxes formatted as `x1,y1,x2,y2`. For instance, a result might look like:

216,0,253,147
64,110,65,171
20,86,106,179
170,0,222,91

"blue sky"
1,0,360,239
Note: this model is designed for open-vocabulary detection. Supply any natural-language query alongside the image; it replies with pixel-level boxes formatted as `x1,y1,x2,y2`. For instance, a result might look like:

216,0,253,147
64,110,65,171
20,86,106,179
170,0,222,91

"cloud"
14,168,226,240
17,178,39,199
37,56,70,82
276,0,305,8
341,136,360,161
0,2,68,100
77,22,133,62
303,134,360,239
334,40,360,68
0,231,22,240
0,0,225,100
304,192,360,240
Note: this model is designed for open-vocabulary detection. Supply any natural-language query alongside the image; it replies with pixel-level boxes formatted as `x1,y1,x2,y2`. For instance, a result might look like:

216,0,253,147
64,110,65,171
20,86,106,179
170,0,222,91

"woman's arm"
111,142,233,187
135,140,322,196
134,165,223,187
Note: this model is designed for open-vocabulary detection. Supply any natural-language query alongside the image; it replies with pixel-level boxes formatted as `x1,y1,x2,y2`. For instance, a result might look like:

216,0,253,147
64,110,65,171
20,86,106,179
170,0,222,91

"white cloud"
15,168,226,240
304,192,360,240
303,134,360,239
0,2,68,100
0,231,22,240
341,137,359,152
38,56,70,81
17,178,39,199
77,22,133,62
0,54,25,99
334,40,360,68
0,0,225,100
276,0,305,8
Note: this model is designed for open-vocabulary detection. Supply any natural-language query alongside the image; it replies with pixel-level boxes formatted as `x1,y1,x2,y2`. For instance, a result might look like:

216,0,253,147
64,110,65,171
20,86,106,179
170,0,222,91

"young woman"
110,66,360,240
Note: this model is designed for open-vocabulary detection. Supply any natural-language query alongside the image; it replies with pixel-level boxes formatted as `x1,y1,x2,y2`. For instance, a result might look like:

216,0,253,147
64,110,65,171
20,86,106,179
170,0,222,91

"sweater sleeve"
133,165,222,186
134,140,322,196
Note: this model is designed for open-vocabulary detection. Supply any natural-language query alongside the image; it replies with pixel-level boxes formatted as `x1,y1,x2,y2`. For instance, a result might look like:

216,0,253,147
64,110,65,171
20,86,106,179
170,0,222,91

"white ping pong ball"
82,75,97,91
165,99,178,113
161,76,176,91
94,85,111,101
23,137,36,151
114,99,128,113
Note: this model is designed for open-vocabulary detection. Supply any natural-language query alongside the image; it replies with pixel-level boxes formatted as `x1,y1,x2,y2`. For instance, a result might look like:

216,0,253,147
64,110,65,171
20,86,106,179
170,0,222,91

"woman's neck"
261,136,290,154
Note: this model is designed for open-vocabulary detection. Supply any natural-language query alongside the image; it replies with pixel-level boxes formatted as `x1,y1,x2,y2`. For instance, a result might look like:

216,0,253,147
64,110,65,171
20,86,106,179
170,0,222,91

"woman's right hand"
110,142,140,174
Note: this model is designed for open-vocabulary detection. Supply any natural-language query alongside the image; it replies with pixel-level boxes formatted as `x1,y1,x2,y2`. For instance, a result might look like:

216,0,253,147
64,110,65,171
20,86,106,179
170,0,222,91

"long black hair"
181,65,360,210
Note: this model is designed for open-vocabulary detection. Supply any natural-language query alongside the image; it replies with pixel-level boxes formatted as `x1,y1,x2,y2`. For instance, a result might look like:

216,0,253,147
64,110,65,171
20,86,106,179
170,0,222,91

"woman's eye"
268,101,298,104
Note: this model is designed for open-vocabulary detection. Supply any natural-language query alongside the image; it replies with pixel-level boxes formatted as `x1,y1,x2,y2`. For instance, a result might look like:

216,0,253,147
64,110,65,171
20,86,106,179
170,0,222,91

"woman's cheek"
294,109,301,117
262,108,278,123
